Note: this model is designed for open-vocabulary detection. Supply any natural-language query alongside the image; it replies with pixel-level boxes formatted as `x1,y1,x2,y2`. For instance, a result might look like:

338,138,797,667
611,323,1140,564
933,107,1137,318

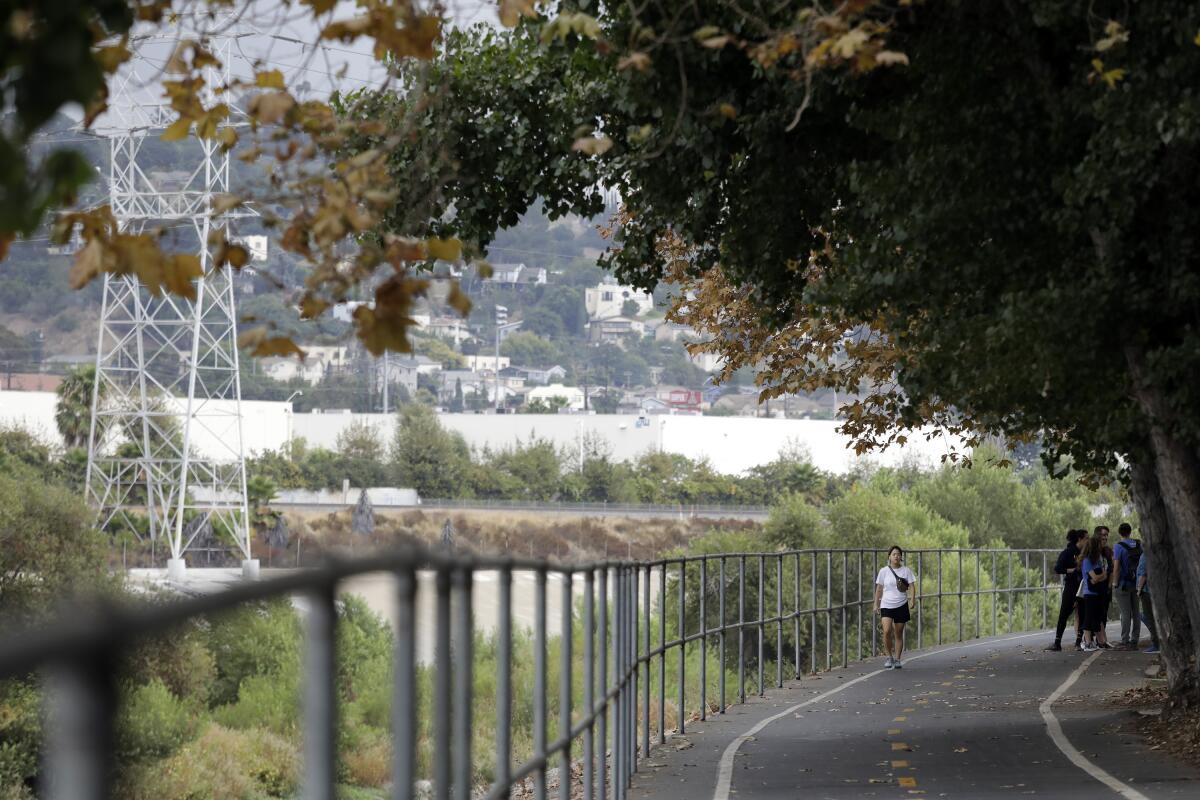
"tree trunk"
1125,345,1200,706
1129,461,1199,704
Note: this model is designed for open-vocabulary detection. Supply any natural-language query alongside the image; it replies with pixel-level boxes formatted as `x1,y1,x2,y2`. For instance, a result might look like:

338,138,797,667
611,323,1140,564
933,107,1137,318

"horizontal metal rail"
0,546,1059,800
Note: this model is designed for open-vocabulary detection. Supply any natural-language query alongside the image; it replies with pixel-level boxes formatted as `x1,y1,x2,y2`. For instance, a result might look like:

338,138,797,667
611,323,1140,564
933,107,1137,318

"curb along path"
628,628,1200,799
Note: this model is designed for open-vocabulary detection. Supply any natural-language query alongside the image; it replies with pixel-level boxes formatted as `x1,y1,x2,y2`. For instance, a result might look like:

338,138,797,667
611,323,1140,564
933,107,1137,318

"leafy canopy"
360,2,1200,479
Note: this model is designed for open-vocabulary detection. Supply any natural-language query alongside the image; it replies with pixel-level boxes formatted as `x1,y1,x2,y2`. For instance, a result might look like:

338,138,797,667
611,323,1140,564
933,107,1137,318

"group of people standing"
1047,523,1159,653
870,529,1159,673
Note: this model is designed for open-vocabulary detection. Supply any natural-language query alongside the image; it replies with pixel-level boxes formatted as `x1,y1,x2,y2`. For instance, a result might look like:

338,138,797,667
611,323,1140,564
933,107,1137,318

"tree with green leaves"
389,403,471,499
450,378,465,413
54,365,97,449
351,3,1200,702
500,331,559,367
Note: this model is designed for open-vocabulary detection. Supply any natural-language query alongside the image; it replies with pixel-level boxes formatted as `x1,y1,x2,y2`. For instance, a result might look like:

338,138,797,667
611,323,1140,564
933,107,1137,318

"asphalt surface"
628,626,1198,799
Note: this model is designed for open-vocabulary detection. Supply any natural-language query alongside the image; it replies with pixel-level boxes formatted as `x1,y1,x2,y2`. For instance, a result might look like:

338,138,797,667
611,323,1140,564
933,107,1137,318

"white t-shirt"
876,566,916,609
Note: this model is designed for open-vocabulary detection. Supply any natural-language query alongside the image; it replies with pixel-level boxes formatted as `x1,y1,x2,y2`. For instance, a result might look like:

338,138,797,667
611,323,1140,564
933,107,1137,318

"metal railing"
0,547,1059,800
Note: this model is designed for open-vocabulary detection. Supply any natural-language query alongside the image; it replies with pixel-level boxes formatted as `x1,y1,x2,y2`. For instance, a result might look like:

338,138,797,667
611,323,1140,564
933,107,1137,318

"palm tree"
55,365,96,449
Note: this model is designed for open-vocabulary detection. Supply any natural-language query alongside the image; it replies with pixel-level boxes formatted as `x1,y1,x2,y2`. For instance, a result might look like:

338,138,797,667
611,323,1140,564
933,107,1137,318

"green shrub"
205,599,301,706
0,680,39,797
212,669,300,739
116,679,200,762
124,623,216,703
118,722,299,800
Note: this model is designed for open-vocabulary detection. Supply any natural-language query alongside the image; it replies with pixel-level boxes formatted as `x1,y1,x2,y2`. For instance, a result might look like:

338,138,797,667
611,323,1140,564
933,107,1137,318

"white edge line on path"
710,629,1049,800
1039,651,1152,800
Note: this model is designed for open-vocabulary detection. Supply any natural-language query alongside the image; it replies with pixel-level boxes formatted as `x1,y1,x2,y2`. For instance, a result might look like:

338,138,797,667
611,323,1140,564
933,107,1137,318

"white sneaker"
893,659,903,669
1081,643,1099,652
884,656,895,669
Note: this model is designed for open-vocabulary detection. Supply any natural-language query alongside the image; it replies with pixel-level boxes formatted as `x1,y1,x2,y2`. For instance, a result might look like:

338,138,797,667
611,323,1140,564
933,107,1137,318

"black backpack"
1116,540,1142,585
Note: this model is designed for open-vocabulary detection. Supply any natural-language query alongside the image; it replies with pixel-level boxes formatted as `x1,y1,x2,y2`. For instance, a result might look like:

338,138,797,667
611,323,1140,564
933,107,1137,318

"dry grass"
276,508,759,565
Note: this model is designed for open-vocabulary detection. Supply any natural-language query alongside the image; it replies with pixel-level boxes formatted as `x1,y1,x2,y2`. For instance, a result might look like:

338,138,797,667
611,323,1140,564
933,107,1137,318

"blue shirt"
1115,538,1141,585
1081,556,1107,597
1137,553,1148,591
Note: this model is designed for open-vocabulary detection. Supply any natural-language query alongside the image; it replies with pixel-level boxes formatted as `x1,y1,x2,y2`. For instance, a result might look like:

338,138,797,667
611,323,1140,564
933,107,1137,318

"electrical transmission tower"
84,16,258,577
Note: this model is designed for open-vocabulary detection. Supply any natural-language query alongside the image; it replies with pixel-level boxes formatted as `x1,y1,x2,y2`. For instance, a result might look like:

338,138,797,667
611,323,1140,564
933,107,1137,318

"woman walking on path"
874,545,917,669
1080,529,1110,652
1045,529,1085,651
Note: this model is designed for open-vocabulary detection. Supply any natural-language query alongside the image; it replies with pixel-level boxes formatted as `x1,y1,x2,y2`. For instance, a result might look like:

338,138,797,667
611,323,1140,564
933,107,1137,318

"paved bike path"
628,628,1199,799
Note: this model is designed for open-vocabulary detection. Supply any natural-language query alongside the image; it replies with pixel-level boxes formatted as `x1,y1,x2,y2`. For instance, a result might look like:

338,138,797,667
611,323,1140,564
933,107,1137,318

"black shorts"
1083,595,1106,633
881,604,911,624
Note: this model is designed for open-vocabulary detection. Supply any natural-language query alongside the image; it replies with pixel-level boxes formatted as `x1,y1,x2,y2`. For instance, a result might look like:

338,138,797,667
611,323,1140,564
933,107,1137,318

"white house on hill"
527,383,585,410
584,281,654,320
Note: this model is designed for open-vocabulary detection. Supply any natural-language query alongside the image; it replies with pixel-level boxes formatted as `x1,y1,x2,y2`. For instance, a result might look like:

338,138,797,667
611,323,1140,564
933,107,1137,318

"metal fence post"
633,563,643,777
642,565,650,757
611,568,621,800
495,566,512,800
597,567,608,800
793,553,801,678
992,550,998,637
1024,551,1031,632
841,550,848,668
738,556,746,704
936,550,943,646
1007,552,1013,633
975,553,982,639
757,555,765,695
958,549,964,642
825,550,832,672
583,569,594,800
434,569,453,800
1041,551,1048,629
700,557,708,717
619,566,628,796
535,568,548,800
453,568,475,800
871,550,878,657
678,560,687,728
857,550,863,663
915,551,922,651
658,564,665,742
629,566,637,776
393,566,417,800
810,552,817,674
719,558,727,712
560,571,573,800
44,652,118,800
776,555,783,688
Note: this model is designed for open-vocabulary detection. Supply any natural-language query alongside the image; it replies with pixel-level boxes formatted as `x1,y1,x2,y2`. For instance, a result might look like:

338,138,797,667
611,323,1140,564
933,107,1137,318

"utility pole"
494,305,506,412
492,305,521,412
382,351,389,414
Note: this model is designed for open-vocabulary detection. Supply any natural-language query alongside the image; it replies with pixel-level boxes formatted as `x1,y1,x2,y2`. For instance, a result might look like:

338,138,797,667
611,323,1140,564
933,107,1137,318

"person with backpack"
1045,529,1085,651
1136,543,1160,654
1112,522,1142,649
1079,528,1110,652
874,545,917,669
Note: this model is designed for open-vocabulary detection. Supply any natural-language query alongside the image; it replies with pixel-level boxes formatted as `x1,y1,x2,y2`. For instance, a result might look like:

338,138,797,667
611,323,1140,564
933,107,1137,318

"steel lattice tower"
85,17,257,574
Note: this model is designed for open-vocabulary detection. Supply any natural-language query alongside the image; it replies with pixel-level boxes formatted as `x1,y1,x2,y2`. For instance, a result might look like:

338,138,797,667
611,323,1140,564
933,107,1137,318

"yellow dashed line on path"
891,760,909,769
888,728,902,735
892,742,912,751
899,777,918,788
893,716,908,722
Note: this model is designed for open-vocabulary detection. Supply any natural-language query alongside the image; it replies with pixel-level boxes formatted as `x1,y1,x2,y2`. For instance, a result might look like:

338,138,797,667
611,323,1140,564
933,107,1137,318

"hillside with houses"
1,188,839,419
